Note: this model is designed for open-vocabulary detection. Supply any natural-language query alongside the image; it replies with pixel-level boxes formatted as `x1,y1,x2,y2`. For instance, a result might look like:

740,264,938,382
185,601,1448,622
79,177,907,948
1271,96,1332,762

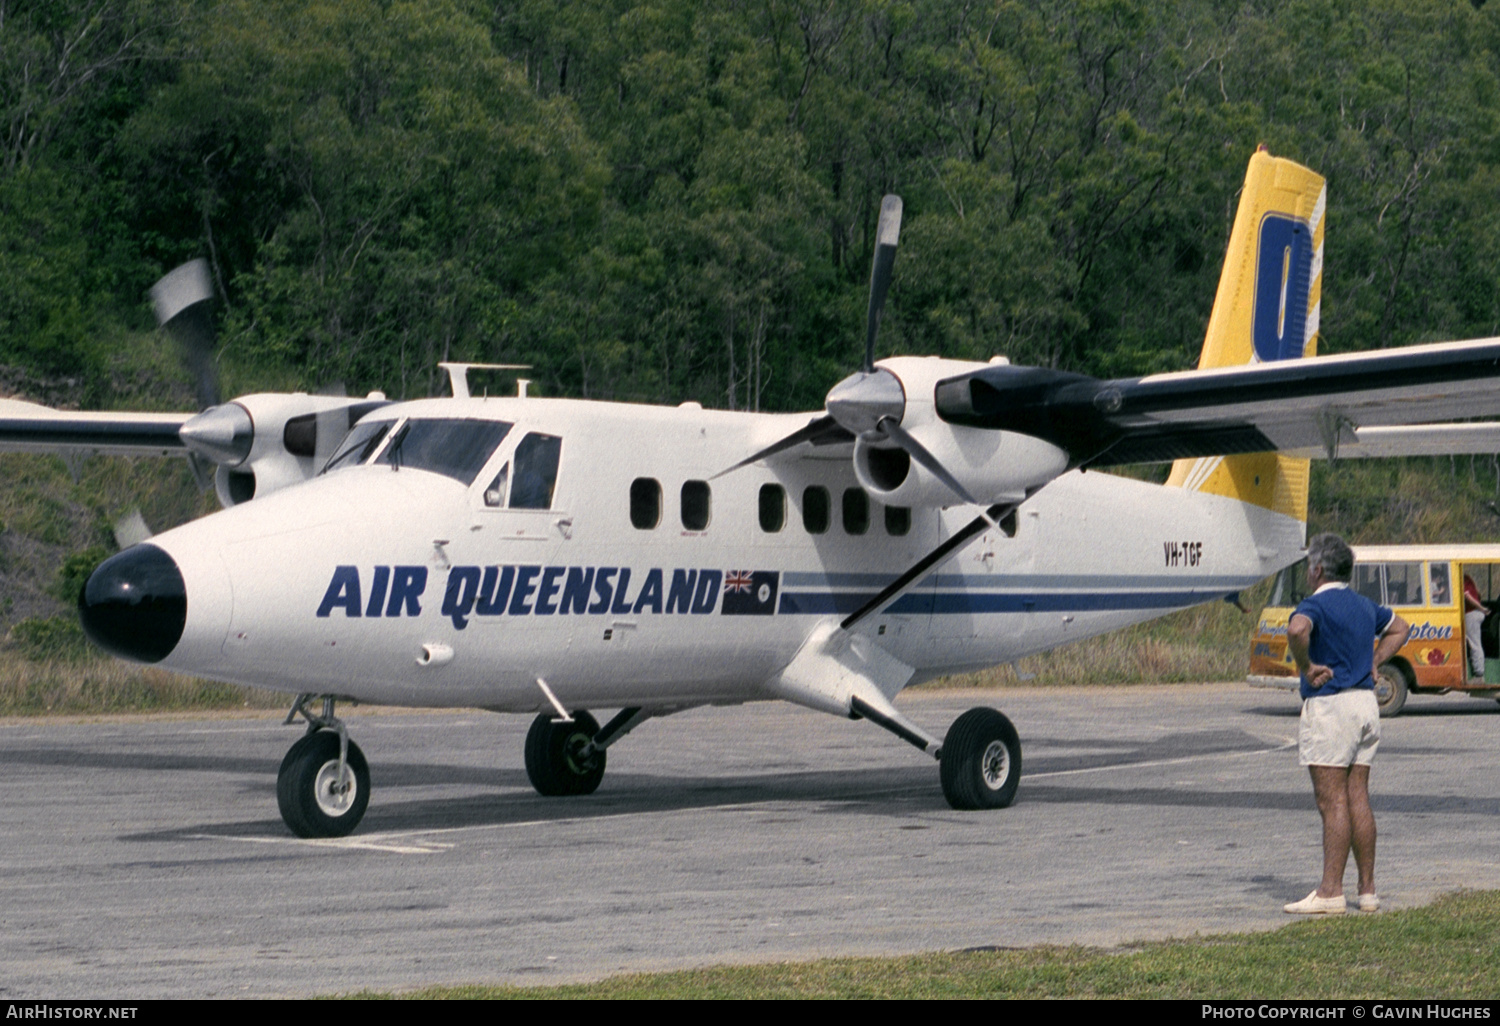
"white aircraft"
6,148,1500,838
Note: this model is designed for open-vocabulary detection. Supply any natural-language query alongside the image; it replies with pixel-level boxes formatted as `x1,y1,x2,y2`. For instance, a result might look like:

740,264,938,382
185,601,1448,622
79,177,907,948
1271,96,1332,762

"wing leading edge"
933,336,1500,467
0,398,189,456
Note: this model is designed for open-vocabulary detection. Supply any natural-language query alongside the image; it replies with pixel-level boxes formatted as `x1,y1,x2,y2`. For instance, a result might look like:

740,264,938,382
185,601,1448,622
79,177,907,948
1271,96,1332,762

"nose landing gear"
277,694,370,838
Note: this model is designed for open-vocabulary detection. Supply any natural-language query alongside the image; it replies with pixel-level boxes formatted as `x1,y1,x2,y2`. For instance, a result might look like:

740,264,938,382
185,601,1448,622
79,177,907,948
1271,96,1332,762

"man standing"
1283,533,1410,914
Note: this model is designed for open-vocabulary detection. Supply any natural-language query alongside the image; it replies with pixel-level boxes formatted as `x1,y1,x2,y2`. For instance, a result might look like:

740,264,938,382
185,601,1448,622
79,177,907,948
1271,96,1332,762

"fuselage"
83,392,1305,713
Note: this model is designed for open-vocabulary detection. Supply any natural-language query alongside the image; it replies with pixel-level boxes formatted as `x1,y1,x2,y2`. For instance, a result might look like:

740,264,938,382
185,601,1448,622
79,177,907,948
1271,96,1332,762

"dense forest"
8,0,1500,695
6,0,1500,412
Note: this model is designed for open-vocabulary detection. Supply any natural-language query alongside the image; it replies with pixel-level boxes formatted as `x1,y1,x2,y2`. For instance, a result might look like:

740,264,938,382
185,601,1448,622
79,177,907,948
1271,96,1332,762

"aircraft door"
463,431,571,610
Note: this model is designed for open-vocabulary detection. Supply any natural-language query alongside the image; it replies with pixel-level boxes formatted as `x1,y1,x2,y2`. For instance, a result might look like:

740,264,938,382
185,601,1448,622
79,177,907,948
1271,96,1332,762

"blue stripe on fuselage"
777,587,1241,615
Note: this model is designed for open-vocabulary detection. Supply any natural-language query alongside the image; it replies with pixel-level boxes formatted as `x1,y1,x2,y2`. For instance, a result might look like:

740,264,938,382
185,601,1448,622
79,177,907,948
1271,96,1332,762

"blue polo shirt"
1293,582,1395,700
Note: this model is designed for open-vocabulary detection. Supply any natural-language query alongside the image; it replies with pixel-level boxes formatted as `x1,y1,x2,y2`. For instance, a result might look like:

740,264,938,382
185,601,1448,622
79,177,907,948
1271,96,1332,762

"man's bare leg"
1310,765,1352,898
1346,763,1376,896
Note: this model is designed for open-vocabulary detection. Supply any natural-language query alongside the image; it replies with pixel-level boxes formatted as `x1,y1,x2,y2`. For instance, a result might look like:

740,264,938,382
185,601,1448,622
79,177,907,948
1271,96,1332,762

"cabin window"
630,478,661,529
842,488,869,535
374,418,514,484
759,484,786,533
509,432,562,509
802,486,830,534
322,419,395,474
681,480,711,530
884,505,910,537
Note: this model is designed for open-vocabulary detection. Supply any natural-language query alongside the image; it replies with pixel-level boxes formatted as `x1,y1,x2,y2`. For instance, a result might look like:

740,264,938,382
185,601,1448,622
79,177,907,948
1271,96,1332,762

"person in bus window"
1430,565,1450,606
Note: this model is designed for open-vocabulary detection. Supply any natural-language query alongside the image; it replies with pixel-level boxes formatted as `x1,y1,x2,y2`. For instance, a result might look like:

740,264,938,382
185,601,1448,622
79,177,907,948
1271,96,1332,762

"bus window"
1269,561,1307,607
1430,562,1453,606
1384,562,1424,606
1353,565,1384,604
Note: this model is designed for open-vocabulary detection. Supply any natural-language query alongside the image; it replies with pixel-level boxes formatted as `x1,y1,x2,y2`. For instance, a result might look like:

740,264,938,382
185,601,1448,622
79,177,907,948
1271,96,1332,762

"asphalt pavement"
2,683,1497,998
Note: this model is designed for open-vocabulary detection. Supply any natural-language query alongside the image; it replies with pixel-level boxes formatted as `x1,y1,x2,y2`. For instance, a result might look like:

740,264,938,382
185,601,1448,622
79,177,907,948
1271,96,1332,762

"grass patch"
344,890,1500,999
0,649,284,715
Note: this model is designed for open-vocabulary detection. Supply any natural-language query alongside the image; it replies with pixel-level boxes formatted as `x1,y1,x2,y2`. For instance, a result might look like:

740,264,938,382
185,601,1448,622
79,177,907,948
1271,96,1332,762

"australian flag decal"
721,570,779,616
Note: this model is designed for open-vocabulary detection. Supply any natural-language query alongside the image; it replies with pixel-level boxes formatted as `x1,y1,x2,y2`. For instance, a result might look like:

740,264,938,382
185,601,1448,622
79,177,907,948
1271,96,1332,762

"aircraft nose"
79,544,187,663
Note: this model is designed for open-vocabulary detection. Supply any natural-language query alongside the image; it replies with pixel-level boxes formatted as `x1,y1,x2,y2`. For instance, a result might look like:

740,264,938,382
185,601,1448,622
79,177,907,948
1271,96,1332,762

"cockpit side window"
483,463,510,507
322,419,396,474
373,418,513,484
509,433,562,509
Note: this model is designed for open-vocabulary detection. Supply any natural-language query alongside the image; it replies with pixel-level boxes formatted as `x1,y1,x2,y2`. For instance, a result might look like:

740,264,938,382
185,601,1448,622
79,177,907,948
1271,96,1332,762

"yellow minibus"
1248,544,1500,715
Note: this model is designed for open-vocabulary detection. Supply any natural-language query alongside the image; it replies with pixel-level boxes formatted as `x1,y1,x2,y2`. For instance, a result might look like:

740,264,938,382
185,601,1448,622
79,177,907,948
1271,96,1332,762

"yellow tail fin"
1165,147,1323,522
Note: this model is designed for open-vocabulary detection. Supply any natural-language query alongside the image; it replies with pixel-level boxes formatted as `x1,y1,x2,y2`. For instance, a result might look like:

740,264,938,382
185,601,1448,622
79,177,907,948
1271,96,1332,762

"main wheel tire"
277,731,370,838
524,710,605,797
940,707,1022,810
1374,662,1409,718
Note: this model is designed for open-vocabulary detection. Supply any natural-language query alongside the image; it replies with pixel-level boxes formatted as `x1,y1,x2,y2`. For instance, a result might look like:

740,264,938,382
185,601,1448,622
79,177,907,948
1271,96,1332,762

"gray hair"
1306,533,1354,583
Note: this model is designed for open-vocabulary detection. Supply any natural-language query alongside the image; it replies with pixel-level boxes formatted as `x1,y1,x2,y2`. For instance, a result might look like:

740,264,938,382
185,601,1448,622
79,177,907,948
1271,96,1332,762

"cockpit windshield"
373,418,514,484
322,418,395,475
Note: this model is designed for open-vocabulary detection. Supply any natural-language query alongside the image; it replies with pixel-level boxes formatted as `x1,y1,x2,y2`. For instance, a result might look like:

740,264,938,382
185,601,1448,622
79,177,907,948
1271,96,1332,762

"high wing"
932,336,1500,467
0,398,189,456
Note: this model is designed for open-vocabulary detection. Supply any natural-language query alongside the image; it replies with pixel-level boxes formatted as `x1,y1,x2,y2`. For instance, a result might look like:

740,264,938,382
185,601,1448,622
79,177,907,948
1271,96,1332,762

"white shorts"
1299,689,1380,767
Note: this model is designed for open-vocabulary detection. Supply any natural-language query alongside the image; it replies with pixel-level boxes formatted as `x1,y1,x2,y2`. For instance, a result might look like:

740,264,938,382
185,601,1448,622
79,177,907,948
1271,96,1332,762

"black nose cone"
79,544,186,663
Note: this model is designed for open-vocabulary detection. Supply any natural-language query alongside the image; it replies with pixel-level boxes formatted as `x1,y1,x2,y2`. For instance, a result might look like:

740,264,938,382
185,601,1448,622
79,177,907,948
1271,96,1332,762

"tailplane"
1165,147,1323,524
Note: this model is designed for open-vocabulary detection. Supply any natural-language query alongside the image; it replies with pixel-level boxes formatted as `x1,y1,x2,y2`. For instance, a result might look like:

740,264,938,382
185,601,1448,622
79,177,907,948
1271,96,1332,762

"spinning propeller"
147,259,389,508
717,196,981,506
714,197,1040,630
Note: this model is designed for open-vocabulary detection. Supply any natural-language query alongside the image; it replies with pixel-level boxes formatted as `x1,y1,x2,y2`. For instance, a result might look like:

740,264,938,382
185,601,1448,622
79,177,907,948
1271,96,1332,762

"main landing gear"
278,694,369,838
523,706,651,797
939,707,1022,809
851,695,1023,810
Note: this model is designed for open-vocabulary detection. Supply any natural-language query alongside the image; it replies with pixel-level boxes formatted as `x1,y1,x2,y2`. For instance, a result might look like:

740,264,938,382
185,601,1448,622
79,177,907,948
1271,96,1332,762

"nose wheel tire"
525,710,605,796
277,730,370,838
940,707,1022,810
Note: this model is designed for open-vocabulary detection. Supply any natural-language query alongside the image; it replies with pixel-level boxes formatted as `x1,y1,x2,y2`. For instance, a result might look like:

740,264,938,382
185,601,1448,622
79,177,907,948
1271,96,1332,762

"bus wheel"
1375,662,1408,717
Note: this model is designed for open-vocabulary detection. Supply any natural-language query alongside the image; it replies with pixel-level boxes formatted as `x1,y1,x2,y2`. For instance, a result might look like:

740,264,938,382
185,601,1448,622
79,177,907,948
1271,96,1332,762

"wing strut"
840,499,1020,632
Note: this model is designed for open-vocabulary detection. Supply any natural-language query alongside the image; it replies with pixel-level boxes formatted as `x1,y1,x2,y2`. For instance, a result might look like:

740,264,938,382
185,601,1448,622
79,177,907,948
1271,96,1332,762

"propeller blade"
149,259,218,410
875,417,980,506
864,195,903,372
841,500,1018,632
112,508,153,549
712,414,849,478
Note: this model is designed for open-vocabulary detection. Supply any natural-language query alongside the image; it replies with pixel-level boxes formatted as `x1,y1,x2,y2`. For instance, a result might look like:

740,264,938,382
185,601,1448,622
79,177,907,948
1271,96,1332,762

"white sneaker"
1284,890,1346,914
1357,892,1380,912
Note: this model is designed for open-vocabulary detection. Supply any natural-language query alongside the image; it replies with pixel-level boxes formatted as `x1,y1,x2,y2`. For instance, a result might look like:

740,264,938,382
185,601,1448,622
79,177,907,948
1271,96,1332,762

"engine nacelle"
183,392,390,507
849,355,1069,508
853,424,1068,508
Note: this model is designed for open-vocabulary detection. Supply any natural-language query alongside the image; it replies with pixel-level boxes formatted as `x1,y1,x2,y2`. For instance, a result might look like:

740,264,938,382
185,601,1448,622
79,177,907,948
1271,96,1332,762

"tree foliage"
5,0,1500,409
